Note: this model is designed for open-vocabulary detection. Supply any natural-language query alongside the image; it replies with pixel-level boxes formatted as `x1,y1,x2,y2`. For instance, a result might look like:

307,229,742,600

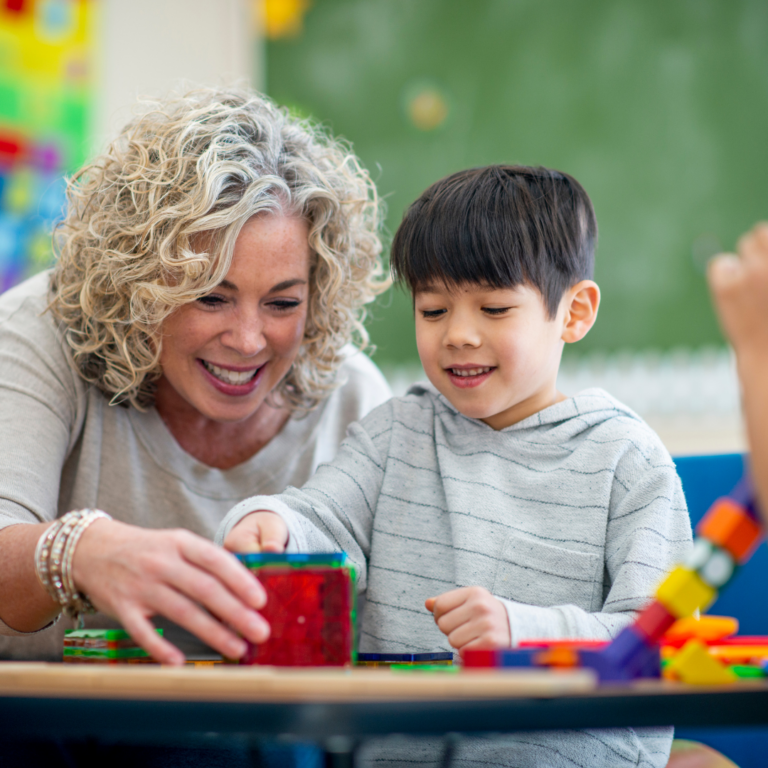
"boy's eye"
420,308,446,319
482,307,511,316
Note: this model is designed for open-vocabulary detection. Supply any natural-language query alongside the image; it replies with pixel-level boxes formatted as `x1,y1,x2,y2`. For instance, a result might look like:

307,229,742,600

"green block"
731,664,765,678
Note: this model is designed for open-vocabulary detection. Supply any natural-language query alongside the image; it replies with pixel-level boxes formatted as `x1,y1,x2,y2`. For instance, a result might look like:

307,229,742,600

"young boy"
217,166,692,767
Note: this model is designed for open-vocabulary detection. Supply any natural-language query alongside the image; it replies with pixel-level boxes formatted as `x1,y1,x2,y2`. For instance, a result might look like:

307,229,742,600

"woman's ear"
561,280,600,344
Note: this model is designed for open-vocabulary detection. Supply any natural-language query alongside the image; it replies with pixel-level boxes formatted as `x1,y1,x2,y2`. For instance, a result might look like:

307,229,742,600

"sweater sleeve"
501,431,693,645
0,284,83,532
216,406,393,592
0,279,84,637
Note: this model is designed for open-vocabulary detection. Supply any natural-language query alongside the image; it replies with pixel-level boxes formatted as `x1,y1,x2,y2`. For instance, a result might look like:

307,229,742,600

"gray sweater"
218,384,692,768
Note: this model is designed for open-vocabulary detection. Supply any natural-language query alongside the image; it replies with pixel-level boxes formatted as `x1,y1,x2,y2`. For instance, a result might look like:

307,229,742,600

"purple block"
579,626,660,682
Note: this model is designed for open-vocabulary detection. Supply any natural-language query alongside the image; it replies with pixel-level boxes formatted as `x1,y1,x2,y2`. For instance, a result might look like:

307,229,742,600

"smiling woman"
0,86,391,665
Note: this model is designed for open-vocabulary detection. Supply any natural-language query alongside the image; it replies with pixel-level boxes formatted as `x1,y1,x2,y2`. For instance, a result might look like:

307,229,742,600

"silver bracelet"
34,509,112,628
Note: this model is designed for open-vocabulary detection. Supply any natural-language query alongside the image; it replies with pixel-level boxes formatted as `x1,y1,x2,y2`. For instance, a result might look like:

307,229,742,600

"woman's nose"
222,312,267,357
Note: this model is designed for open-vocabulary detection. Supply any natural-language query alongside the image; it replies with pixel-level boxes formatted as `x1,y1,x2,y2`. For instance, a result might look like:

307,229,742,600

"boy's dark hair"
390,165,597,317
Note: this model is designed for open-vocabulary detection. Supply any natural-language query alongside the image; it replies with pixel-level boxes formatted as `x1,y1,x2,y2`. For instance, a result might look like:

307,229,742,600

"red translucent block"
240,567,354,667
633,600,677,644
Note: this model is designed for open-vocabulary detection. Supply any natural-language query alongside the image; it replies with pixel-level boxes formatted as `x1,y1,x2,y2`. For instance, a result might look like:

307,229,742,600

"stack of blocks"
63,628,161,664
466,475,764,684
236,553,356,667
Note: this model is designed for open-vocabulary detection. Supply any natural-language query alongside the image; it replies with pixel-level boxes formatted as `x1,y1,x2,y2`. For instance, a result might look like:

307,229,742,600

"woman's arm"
0,284,269,663
708,223,768,522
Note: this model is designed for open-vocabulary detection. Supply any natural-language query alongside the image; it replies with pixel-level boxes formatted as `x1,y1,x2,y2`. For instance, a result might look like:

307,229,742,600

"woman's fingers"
71,520,273,663
165,557,269,646
147,583,252,660
119,606,185,666
179,530,266,611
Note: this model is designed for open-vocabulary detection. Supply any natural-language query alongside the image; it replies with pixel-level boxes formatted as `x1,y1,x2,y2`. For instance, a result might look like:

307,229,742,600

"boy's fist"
425,586,511,653
223,511,289,554
708,222,768,355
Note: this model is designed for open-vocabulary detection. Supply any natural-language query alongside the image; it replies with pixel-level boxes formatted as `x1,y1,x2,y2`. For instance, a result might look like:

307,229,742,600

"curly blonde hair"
50,86,388,411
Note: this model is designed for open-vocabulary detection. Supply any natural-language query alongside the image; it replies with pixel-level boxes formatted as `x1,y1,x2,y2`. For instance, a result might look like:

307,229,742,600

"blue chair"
673,453,768,768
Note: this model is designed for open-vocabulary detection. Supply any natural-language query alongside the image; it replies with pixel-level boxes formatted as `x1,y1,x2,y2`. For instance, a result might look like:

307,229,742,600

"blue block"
357,652,454,663
236,552,348,567
495,649,540,668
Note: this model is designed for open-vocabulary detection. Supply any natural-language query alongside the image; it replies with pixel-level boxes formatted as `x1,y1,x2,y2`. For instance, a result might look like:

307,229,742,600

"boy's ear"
560,280,600,344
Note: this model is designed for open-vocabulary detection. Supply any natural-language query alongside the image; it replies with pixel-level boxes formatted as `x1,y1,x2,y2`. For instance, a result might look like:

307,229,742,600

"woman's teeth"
203,361,259,385
450,367,491,377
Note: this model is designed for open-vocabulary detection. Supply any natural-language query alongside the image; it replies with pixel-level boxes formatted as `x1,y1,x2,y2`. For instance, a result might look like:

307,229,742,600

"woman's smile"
198,359,265,393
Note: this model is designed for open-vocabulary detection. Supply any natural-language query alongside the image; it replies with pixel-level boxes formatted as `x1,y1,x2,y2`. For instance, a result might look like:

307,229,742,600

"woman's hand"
223,511,290,554
425,586,511,654
72,519,270,666
708,222,768,356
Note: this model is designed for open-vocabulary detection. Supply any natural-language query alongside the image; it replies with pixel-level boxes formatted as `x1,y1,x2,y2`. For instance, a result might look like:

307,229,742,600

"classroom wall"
265,0,768,366
94,0,262,152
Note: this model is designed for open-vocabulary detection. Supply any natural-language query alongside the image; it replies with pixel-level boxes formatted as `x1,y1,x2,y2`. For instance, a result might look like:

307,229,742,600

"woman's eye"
421,308,446,319
268,299,302,312
483,307,511,316
196,294,226,308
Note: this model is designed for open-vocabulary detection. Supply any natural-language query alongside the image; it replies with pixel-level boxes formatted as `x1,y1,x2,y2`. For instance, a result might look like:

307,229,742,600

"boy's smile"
415,281,598,430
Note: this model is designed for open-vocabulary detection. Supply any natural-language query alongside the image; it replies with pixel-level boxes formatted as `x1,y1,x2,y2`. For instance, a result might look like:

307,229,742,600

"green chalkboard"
267,0,768,365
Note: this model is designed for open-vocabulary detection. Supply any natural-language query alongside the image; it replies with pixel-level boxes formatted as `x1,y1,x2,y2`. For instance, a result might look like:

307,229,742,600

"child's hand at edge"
425,586,511,654
223,511,289,554
708,222,768,356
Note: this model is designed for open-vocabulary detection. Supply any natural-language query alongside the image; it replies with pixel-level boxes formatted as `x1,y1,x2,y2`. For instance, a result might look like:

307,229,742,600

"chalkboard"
267,0,768,365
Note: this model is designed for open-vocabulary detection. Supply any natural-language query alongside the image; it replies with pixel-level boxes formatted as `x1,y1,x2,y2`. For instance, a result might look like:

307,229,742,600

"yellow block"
656,567,717,619
665,640,737,685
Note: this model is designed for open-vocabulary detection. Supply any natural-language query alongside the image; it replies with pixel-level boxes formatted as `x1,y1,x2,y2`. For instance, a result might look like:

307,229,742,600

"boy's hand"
708,222,768,356
223,511,289,554
425,586,511,653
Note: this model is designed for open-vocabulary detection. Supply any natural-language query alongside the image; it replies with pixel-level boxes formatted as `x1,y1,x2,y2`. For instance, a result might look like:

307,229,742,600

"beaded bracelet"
34,509,112,628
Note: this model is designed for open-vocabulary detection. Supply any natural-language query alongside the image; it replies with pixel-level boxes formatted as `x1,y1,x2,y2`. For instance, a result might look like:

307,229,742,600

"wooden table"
2,663,768,765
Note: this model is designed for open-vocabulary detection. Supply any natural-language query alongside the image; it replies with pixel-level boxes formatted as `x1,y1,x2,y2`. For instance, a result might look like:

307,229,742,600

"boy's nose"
443,316,481,348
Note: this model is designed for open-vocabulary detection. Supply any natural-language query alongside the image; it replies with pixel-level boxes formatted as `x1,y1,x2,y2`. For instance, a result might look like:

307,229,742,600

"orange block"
696,498,763,563
663,616,739,648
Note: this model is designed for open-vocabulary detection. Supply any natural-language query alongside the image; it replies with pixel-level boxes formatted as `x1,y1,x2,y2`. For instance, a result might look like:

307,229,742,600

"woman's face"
158,214,312,424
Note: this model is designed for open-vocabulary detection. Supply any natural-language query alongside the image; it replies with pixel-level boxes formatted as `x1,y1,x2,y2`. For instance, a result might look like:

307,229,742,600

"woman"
0,86,391,665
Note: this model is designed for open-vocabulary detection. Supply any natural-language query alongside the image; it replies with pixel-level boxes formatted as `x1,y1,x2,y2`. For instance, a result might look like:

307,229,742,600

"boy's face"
414,282,567,430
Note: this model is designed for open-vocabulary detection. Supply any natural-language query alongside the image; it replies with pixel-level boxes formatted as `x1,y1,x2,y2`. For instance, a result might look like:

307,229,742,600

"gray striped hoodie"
218,386,692,767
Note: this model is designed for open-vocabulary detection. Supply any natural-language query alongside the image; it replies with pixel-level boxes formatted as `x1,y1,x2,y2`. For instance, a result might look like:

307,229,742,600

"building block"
357,652,453,666
697,547,736,588
579,625,660,682
63,628,162,663
518,639,608,649
461,649,498,668
236,553,355,667
662,616,739,647
708,645,768,663
664,640,737,684
656,566,717,618
634,599,678,643
696,498,763,562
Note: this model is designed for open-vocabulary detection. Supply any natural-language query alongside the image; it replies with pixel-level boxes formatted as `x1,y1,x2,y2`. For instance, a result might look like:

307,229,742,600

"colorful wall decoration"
0,0,93,292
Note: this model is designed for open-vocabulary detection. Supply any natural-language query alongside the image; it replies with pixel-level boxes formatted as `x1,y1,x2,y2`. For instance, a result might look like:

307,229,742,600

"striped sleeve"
215,403,394,593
